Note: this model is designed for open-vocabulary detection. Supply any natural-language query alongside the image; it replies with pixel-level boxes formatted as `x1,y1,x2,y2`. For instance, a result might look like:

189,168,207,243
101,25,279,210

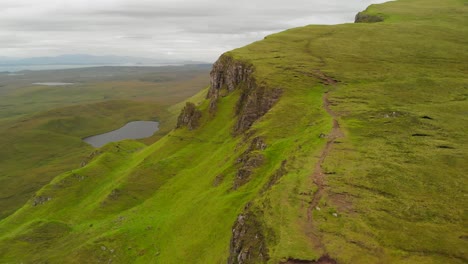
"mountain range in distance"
0,54,208,66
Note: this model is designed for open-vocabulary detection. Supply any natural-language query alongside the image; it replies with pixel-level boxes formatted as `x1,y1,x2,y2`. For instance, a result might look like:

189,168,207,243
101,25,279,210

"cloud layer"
0,0,387,62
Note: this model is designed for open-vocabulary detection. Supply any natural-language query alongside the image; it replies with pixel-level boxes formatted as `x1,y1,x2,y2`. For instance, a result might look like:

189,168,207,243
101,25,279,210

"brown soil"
312,70,339,86
299,81,344,263
282,255,338,264
308,91,344,219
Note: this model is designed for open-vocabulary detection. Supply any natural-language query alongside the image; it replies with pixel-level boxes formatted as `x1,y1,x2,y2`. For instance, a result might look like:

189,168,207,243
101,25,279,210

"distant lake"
83,121,159,148
33,82,75,86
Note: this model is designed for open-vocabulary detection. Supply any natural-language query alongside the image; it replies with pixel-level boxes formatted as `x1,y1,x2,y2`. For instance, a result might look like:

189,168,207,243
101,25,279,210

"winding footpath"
308,91,345,220
299,73,344,264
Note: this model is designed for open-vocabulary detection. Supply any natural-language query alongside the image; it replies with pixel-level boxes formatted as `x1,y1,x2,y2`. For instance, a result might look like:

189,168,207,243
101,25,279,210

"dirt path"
308,91,344,220
298,74,344,263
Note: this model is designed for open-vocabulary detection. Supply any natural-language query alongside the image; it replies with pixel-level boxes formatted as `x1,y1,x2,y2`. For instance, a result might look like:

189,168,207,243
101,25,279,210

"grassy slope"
0,70,209,219
0,0,466,263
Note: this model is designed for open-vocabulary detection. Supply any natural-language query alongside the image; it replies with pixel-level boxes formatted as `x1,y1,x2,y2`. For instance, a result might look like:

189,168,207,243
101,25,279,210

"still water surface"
83,121,159,147
33,82,75,86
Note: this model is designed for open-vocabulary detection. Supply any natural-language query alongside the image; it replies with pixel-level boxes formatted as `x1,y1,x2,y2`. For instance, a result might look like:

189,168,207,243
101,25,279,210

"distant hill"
0,54,207,66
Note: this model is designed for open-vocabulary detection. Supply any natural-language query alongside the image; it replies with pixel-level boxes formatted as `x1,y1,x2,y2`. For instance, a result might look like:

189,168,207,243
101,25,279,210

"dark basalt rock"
207,54,282,134
355,12,384,23
234,137,268,189
176,102,202,130
228,206,269,264
234,153,265,189
234,85,282,134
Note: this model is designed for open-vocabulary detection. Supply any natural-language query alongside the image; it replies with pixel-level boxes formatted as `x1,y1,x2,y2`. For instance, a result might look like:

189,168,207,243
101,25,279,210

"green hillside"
0,0,466,263
0,67,209,220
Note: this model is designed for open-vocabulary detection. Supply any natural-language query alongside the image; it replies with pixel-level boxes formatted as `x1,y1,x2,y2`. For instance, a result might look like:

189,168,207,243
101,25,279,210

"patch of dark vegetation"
355,12,384,23
17,221,71,243
437,145,455,149
176,102,202,130
261,160,287,193
348,183,395,198
213,174,225,187
281,255,337,264
421,115,434,120
412,133,430,137
228,204,270,264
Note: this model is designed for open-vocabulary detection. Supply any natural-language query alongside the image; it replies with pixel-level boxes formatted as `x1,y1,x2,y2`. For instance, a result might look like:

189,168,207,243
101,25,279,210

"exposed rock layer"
176,102,202,130
234,137,267,189
355,12,384,23
228,206,269,264
207,54,282,134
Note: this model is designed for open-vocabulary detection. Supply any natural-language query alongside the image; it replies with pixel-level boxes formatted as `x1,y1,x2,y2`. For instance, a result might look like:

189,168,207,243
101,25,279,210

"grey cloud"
93,8,215,18
0,0,389,62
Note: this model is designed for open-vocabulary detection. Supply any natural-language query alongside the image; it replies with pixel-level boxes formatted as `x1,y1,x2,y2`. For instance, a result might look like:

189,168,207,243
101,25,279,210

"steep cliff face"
207,55,254,101
207,54,282,134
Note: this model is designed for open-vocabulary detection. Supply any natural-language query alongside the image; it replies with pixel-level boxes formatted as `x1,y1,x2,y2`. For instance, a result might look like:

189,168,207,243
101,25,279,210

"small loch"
83,121,159,147
33,82,75,86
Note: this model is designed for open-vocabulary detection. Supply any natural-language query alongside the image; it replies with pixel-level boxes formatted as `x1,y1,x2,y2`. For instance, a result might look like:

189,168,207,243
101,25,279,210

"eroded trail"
307,91,344,221
296,88,344,264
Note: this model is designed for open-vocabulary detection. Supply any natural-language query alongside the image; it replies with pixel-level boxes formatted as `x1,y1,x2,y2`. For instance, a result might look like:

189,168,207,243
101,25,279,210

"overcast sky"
0,0,387,62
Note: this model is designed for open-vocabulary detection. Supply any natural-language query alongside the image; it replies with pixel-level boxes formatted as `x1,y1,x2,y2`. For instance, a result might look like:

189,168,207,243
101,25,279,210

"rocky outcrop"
207,54,282,134
235,153,265,189
207,55,254,101
32,195,51,206
355,12,384,23
176,102,202,130
80,150,102,167
234,137,267,189
234,85,282,134
228,206,269,264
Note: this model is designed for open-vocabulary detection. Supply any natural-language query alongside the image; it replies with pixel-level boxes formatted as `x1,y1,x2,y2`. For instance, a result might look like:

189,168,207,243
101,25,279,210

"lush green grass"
0,0,466,263
0,67,209,219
